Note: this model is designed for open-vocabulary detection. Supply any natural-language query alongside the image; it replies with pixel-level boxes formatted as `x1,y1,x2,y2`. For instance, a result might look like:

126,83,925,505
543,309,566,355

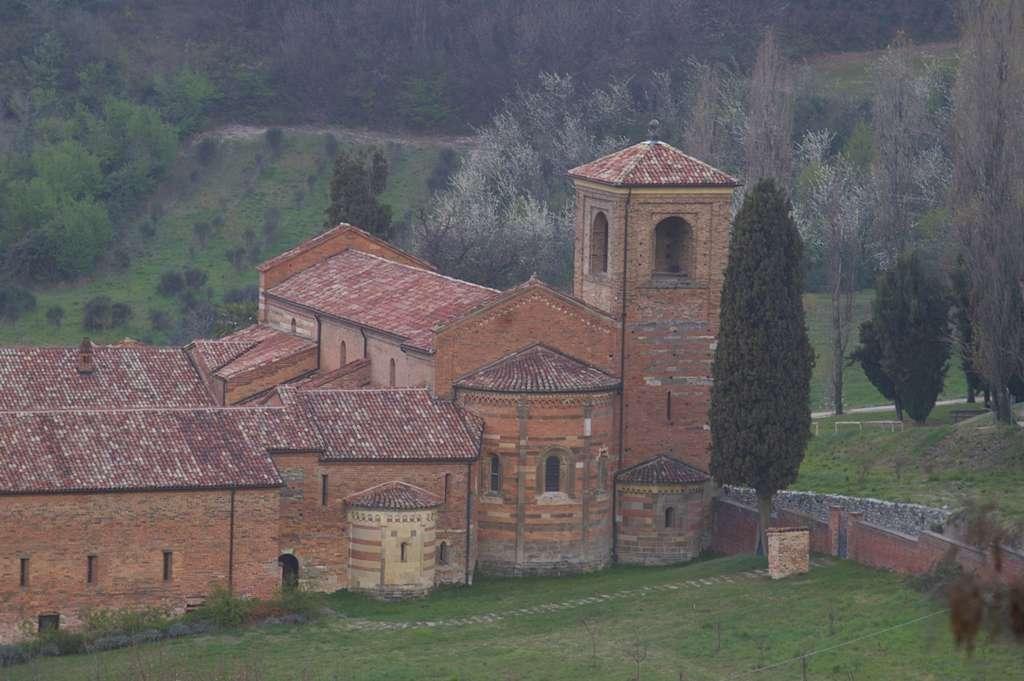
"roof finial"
77,337,95,375
647,119,660,142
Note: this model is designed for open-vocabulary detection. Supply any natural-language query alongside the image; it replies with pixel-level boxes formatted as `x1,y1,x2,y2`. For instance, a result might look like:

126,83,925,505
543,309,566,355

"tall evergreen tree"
710,179,814,553
850,319,903,420
950,255,985,405
861,252,951,424
324,148,393,240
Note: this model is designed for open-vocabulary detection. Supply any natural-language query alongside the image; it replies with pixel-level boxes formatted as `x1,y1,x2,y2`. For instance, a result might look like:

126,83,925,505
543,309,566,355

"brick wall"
347,508,438,599
224,344,318,405
571,182,734,473
616,481,711,565
433,284,620,400
0,488,279,643
458,389,616,575
711,498,832,556
272,455,473,591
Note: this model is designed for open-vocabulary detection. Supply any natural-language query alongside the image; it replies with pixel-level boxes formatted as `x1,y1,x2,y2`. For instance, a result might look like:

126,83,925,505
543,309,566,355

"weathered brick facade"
0,489,279,641
766,527,811,579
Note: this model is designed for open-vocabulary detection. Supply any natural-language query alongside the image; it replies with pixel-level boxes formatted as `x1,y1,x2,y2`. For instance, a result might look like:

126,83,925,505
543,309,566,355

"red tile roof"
0,408,290,494
257,224,435,273
455,344,620,394
568,141,739,188
266,249,499,352
346,481,441,510
213,331,316,380
189,340,257,373
283,388,482,461
615,455,710,485
0,344,214,411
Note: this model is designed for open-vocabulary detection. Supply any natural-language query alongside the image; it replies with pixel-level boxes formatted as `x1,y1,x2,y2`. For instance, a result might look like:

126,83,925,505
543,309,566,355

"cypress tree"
870,252,951,424
850,319,903,420
710,179,814,553
324,148,393,240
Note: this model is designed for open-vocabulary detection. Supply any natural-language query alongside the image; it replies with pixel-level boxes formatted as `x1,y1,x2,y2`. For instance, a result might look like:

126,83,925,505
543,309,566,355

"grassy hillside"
4,556,1018,681
0,130,446,346
796,404,1024,520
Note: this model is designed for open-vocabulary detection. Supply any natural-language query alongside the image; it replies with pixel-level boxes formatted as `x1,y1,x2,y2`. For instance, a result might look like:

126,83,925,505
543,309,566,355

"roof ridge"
328,248,500,295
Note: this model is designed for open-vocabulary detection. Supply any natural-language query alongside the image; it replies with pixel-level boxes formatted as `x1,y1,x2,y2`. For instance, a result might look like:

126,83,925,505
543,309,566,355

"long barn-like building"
0,139,739,640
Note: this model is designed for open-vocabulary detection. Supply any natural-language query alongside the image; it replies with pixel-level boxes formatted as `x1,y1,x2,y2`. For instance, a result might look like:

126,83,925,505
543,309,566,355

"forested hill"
1,0,956,133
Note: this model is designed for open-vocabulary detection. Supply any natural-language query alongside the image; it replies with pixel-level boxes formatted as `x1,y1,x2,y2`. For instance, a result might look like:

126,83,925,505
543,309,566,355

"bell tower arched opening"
653,217,692,278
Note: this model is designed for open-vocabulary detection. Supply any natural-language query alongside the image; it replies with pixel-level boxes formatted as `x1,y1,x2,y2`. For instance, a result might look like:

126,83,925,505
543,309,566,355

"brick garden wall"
0,488,280,643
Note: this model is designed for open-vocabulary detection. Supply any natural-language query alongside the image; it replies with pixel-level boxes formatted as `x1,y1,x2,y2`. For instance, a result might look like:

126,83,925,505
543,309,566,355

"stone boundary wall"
719,486,950,537
712,497,1024,580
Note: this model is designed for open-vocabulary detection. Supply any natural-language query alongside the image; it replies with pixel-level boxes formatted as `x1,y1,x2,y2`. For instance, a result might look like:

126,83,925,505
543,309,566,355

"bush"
906,555,964,597
148,309,172,333
83,296,113,331
34,629,86,657
111,302,133,327
112,248,131,271
265,127,284,154
196,137,219,166
225,246,246,271
157,270,185,297
0,643,31,667
223,285,258,305
46,305,64,327
83,607,171,638
0,286,37,323
193,587,252,628
192,221,212,245
263,206,280,236
184,267,208,289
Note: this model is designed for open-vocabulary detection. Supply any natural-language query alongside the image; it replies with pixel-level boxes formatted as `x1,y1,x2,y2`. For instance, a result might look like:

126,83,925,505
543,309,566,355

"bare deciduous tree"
744,28,794,189
795,130,870,414
952,0,1024,425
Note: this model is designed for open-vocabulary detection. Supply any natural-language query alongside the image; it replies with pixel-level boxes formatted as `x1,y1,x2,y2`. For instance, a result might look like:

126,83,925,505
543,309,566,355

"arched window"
400,542,409,563
290,318,297,334
389,358,396,387
339,340,347,366
489,454,501,493
544,455,561,493
438,541,449,565
654,217,692,277
597,456,608,492
590,212,609,274
664,507,675,529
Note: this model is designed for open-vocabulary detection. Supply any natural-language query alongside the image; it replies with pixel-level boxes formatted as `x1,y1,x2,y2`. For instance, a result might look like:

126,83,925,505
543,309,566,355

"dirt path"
196,123,475,149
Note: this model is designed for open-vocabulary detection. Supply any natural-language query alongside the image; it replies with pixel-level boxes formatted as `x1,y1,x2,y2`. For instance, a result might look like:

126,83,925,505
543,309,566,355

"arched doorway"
278,553,299,589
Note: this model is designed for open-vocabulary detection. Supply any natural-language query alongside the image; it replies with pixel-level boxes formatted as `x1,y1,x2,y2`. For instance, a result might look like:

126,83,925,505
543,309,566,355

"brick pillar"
766,527,810,579
847,512,864,562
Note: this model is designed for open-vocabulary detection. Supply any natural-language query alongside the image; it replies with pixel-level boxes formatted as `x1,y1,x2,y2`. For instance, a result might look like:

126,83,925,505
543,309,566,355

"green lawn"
796,403,1024,521
4,556,1019,681
0,132,445,346
803,292,967,411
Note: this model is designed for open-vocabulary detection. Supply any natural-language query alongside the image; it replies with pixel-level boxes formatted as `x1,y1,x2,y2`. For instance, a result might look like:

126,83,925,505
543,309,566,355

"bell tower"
568,123,740,471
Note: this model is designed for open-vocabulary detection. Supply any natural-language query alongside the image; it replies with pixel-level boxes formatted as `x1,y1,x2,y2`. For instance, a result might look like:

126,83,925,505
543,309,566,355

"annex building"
0,139,739,641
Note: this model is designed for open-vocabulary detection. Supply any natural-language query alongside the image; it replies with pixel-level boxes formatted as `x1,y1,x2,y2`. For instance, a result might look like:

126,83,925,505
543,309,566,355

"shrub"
906,555,964,597
83,607,171,638
263,206,280,236
0,643,31,667
184,267,208,289
0,286,37,323
265,127,284,154
192,221,212,245
157,270,185,297
46,305,64,327
148,309,172,333
83,296,113,331
223,285,258,305
111,302,133,327
225,246,246,271
35,629,86,657
196,137,219,166
112,248,131,271
193,587,252,628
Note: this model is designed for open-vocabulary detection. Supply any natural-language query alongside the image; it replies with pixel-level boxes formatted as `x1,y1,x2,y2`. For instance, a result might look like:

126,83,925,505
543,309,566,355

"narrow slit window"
489,454,501,493
290,318,297,334
321,474,329,506
443,473,451,503
19,558,29,587
389,358,396,387
400,542,408,563
438,542,449,565
86,555,97,584
667,391,672,421
162,551,173,582
590,212,609,274
339,340,347,366
664,507,675,529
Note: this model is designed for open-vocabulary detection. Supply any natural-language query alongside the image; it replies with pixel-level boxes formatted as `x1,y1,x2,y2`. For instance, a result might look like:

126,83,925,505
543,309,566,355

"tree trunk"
831,284,845,415
894,395,903,422
756,493,773,556
967,382,976,403
994,385,1014,425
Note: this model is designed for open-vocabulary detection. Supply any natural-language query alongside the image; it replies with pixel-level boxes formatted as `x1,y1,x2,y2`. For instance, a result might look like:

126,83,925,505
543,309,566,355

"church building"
0,138,739,640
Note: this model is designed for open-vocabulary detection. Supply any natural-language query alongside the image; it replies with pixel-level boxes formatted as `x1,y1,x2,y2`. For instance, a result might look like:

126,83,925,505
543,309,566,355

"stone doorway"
278,553,299,589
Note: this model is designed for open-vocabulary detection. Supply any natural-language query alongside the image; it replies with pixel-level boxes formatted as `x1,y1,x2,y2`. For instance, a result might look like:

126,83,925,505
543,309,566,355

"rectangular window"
19,558,29,587
162,551,173,582
38,614,59,633
86,555,97,584
321,474,329,506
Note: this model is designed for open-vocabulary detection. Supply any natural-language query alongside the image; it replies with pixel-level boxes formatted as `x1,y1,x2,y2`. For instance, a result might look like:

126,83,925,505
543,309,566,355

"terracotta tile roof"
346,481,441,510
0,344,214,412
615,455,710,485
266,249,499,352
568,141,739,188
283,388,482,461
257,224,435,273
213,330,316,380
189,340,257,373
0,408,289,494
455,343,620,394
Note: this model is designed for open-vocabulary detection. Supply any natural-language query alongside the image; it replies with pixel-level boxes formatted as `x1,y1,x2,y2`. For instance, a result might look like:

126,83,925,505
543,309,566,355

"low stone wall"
720,486,950,537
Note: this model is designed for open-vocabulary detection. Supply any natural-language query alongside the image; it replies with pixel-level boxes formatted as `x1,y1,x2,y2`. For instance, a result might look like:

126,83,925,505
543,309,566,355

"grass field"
795,403,1024,521
0,131,445,347
5,556,1020,681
